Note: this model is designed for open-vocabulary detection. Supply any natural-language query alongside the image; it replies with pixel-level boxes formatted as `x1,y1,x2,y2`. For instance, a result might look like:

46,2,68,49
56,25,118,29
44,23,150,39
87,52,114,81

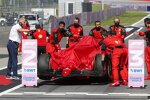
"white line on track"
65,92,88,95
131,14,150,26
124,14,150,40
125,27,143,40
0,84,23,97
3,92,150,97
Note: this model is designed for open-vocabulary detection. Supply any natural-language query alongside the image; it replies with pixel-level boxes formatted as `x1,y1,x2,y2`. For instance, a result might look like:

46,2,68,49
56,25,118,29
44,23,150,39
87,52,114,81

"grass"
88,10,148,27
92,4,111,12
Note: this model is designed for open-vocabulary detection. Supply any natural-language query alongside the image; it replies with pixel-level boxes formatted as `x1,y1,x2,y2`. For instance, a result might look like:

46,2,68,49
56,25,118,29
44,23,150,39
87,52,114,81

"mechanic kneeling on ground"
66,17,83,47
32,24,50,57
46,21,66,54
89,20,107,42
99,31,128,87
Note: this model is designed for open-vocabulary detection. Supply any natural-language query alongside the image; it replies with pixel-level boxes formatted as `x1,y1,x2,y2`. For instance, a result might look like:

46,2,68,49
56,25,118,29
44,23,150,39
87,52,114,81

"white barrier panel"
22,39,37,86
128,40,144,88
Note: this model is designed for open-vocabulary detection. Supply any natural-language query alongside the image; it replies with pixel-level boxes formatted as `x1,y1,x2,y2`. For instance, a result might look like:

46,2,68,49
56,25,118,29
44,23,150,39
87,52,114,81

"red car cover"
50,36,101,75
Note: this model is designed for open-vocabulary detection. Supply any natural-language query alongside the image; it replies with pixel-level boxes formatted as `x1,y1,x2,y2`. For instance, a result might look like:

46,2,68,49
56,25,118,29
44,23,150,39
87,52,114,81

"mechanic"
46,21,66,54
89,20,107,42
109,18,126,42
6,18,30,79
32,24,49,57
18,19,30,52
99,31,128,87
134,18,150,80
66,17,83,47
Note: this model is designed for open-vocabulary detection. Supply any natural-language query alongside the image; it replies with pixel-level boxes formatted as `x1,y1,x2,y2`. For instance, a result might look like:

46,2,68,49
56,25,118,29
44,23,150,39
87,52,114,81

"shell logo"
115,40,119,44
38,34,43,39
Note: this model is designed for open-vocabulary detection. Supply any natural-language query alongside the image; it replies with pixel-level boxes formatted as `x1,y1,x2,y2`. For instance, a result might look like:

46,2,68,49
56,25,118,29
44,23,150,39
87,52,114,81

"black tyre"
38,54,52,80
104,55,112,79
94,54,112,78
94,54,104,77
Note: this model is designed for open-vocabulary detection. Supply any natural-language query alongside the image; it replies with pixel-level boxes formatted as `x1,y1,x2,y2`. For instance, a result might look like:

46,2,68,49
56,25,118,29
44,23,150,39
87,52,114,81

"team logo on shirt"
78,29,80,32
115,40,119,44
38,34,43,39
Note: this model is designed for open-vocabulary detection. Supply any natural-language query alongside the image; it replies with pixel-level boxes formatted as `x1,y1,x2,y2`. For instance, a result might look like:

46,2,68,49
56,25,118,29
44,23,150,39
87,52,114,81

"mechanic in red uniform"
18,19,30,52
135,18,150,80
32,24,49,57
89,20,107,42
99,31,128,86
46,21,66,54
66,17,83,47
109,18,126,42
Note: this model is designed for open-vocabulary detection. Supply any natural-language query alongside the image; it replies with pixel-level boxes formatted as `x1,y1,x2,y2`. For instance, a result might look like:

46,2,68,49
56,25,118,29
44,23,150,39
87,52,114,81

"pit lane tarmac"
1,77,150,100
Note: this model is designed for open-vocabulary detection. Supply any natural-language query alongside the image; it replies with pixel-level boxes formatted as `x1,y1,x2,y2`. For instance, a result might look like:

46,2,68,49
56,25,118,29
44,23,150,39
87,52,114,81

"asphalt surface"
0,14,150,100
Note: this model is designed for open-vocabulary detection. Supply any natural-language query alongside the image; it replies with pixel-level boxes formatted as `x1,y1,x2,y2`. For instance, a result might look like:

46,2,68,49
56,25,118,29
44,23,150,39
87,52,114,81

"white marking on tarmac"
3,92,150,97
86,93,108,96
129,93,150,96
124,14,150,40
44,92,66,96
125,27,143,40
131,14,150,26
4,92,23,95
108,93,130,95
66,92,88,95
0,84,23,97
23,92,45,95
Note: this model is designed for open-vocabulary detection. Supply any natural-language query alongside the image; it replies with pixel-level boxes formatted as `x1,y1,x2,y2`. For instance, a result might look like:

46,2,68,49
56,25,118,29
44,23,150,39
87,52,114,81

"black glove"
101,44,106,51
66,44,69,48
66,29,73,37
98,40,103,45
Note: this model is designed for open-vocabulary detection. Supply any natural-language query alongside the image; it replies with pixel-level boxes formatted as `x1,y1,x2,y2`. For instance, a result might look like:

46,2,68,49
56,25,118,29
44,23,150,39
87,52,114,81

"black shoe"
6,75,12,79
12,76,21,80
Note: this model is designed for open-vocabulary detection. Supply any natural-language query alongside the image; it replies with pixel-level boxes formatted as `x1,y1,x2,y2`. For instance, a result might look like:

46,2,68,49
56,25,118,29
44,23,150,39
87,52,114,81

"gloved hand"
73,34,80,39
66,44,69,48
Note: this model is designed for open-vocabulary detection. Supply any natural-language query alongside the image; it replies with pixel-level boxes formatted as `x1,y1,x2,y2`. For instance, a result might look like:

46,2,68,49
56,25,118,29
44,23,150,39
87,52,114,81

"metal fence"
49,7,126,32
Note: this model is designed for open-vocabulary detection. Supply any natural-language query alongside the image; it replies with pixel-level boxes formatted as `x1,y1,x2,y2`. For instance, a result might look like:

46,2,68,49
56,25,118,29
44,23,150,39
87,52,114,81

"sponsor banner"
22,39,37,86
22,75,37,86
128,40,144,87
129,68,144,74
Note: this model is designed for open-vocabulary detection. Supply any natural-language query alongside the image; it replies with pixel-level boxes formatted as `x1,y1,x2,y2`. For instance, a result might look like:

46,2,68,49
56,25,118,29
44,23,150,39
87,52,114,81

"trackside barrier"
128,40,144,88
22,39,37,87
50,7,126,32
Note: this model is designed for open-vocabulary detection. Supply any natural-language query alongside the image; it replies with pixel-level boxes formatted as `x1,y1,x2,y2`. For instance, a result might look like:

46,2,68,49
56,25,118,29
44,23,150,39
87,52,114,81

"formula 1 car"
37,36,111,80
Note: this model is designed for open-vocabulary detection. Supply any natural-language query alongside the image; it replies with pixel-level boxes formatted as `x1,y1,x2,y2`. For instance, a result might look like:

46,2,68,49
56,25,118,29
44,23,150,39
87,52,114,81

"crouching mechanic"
89,20,107,42
134,18,150,80
109,18,126,42
66,17,83,47
32,24,50,57
46,21,66,54
99,31,128,86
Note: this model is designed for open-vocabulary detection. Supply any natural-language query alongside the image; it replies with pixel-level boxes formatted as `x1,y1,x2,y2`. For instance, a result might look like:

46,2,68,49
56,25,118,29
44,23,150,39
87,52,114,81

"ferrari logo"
38,34,43,39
